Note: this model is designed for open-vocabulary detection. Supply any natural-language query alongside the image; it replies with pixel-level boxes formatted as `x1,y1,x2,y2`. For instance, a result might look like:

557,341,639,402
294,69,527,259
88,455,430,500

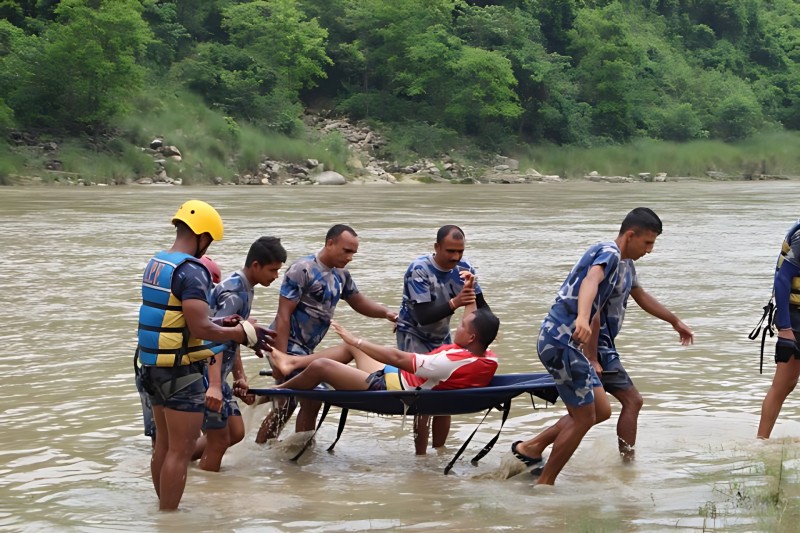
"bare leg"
256,397,296,443
199,427,230,472
258,344,357,438
276,346,385,432
515,387,611,462
279,358,374,391
150,406,169,498
296,399,322,433
758,358,800,439
609,386,643,460
157,409,204,510
228,414,245,446
431,416,451,448
414,415,430,455
414,415,452,454
269,345,357,379
535,386,609,485
191,432,206,461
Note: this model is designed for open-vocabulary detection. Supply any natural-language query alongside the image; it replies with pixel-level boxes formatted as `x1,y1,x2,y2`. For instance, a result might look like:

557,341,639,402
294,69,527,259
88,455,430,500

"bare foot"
269,348,296,378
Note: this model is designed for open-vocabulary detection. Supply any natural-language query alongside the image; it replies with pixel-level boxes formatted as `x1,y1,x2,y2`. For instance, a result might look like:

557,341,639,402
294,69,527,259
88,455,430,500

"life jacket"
137,251,225,367
776,221,800,307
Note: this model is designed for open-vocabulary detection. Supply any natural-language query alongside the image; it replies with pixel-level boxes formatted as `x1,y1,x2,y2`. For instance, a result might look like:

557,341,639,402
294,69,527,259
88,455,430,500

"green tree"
568,4,644,141
4,0,151,132
222,0,332,93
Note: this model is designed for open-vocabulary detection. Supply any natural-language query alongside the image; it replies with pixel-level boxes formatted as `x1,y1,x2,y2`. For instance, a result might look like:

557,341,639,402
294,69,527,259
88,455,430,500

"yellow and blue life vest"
138,251,225,367
776,221,800,307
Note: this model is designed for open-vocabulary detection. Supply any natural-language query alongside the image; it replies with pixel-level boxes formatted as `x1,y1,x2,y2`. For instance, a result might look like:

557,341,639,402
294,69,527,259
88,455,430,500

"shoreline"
5,170,798,187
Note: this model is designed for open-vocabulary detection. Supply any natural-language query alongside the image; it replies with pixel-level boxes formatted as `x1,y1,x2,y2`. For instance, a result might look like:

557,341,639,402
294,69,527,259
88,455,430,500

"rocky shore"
5,119,796,187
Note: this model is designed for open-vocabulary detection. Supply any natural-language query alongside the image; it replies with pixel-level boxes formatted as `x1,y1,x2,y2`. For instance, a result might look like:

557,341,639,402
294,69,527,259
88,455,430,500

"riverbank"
4,114,800,187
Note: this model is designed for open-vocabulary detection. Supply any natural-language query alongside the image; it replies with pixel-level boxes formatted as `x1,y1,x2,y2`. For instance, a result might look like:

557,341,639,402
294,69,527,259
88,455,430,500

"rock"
315,171,347,185
706,171,728,180
306,158,319,169
168,155,182,162
525,168,542,177
348,155,364,169
653,174,667,182
136,177,153,185
493,165,510,172
588,171,599,177
41,141,58,152
44,160,62,171
149,139,163,150
213,176,224,185
162,145,182,158
638,172,651,181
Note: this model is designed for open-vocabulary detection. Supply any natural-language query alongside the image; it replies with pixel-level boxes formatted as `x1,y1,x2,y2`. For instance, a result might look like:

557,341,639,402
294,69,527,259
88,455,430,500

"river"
1,182,799,532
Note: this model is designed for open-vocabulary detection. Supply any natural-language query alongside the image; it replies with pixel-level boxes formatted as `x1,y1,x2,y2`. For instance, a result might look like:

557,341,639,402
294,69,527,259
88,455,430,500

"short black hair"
619,207,662,236
326,224,357,242
245,236,287,267
470,308,500,348
436,225,465,244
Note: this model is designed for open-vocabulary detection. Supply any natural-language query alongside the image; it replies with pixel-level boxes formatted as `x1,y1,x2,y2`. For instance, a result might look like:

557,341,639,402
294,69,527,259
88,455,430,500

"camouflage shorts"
537,330,600,407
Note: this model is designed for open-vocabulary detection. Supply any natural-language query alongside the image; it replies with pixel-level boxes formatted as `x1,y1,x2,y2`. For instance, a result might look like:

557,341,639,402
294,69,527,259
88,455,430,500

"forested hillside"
1,0,799,182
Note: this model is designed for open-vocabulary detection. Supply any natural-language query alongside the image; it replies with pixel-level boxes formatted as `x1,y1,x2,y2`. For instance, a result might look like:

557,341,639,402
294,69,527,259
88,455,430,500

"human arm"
583,313,603,375
630,287,694,345
573,264,605,345
346,292,398,322
270,295,299,381
231,347,255,405
331,320,416,372
409,270,484,324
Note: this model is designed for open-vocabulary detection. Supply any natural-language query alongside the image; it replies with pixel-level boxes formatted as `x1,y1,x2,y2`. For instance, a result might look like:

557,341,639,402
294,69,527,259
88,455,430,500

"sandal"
511,441,545,476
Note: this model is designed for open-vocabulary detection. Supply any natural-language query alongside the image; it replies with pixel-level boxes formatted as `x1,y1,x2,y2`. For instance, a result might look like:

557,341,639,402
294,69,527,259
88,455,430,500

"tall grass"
515,131,800,179
0,143,23,185
121,90,348,182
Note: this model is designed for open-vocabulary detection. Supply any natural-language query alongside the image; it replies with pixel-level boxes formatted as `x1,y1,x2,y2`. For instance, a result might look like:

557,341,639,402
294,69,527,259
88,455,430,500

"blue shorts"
141,363,207,413
598,352,634,393
537,330,600,407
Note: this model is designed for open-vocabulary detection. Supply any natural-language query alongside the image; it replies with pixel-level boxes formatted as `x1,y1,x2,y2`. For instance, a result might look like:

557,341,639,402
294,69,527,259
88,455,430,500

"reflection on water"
1,182,799,531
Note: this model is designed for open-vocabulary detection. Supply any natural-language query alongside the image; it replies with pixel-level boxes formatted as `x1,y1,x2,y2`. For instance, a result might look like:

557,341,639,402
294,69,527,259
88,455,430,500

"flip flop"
511,441,545,476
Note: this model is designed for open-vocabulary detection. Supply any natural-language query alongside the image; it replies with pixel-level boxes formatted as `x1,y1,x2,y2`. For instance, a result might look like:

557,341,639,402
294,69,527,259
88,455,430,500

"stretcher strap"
443,400,511,475
326,408,349,452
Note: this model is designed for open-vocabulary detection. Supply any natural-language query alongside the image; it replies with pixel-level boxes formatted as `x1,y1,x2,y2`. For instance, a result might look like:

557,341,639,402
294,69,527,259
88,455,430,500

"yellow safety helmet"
171,200,224,241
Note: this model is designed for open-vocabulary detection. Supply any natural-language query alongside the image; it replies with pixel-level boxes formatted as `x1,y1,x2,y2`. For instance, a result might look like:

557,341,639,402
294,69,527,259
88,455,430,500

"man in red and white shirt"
269,274,499,395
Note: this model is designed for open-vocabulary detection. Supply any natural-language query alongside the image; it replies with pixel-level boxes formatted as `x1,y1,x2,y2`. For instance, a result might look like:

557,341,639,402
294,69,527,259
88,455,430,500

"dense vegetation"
1,0,800,181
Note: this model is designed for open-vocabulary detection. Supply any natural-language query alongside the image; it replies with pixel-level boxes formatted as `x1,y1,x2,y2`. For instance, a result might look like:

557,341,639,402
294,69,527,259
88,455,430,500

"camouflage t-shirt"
271,254,358,355
396,254,481,347
541,242,621,346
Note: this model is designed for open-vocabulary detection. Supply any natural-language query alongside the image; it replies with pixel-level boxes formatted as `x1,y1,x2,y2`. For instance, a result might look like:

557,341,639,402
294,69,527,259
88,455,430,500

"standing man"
396,225,491,454
583,208,693,461
137,200,273,510
199,236,287,472
256,224,397,442
758,219,800,439
509,207,663,485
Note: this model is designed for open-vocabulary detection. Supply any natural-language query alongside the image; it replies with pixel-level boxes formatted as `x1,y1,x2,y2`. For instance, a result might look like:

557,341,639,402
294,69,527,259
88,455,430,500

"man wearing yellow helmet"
137,200,274,510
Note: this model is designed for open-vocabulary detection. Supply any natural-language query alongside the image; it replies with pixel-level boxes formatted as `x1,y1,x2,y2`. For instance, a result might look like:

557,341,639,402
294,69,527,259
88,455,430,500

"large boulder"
315,171,347,185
